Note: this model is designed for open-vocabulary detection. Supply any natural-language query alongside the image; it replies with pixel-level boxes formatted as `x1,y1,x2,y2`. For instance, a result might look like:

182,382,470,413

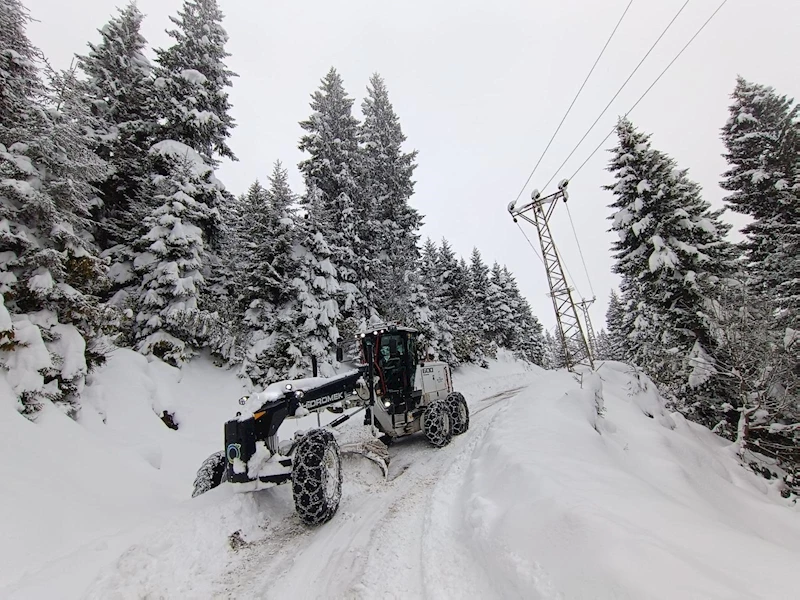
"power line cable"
515,221,546,266
569,0,728,181
511,0,634,205
543,0,691,192
565,202,596,298
553,238,584,300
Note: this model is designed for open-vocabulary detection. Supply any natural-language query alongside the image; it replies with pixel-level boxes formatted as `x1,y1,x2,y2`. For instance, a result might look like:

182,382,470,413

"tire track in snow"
340,384,530,599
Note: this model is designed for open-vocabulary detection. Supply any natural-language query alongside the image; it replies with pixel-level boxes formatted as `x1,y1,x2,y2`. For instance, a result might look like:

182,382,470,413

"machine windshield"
378,334,406,393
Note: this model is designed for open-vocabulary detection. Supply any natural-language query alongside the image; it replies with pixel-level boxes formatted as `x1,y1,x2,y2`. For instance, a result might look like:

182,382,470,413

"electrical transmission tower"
576,297,597,360
509,180,594,371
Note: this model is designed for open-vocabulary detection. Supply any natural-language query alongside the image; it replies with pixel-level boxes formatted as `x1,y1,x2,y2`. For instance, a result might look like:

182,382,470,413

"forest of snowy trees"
0,0,546,419
595,86,799,491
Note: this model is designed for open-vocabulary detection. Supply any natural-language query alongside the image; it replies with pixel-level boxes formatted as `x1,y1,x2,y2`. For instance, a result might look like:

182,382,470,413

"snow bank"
0,349,248,598
457,361,800,599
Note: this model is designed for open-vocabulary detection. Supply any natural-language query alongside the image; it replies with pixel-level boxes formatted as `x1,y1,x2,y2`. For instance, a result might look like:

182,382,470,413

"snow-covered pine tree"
359,73,422,323
501,265,546,366
543,329,564,369
606,118,738,430
604,289,628,361
486,261,515,350
202,184,244,362
298,68,374,336
594,329,612,361
433,239,470,366
152,0,236,165
451,254,485,365
76,2,155,258
465,247,493,365
238,163,307,386
129,0,237,363
403,265,437,357
720,77,800,324
419,238,455,363
0,0,111,417
700,275,799,492
0,0,40,120
132,147,221,366
236,180,269,308
290,199,341,377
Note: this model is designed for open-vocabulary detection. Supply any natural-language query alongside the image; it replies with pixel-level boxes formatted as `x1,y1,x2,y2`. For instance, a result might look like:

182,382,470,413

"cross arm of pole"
507,179,570,221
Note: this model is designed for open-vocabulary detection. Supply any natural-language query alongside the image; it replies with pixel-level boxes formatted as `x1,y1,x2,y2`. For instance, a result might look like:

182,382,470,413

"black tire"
192,450,226,498
446,392,470,435
423,399,453,448
292,429,342,525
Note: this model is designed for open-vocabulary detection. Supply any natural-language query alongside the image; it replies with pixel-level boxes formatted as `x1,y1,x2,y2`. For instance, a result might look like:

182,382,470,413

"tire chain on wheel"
445,392,470,435
192,450,226,498
423,399,453,448
292,428,342,525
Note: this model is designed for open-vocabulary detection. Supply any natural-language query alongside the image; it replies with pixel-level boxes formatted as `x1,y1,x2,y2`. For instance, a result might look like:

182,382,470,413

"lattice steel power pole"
576,297,597,360
509,180,594,371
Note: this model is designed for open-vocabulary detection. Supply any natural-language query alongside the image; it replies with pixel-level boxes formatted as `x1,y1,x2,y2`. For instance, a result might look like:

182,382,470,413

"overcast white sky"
26,0,800,332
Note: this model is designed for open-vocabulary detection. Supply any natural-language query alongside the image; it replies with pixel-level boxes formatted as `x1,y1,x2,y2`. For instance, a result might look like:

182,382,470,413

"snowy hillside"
1,353,799,599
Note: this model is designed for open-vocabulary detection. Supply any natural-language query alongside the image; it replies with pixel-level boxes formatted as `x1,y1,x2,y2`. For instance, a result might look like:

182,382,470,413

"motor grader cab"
192,323,470,525
359,325,459,440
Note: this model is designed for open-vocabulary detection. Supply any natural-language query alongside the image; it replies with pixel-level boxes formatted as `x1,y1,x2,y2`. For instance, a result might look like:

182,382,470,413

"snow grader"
193,323,469,525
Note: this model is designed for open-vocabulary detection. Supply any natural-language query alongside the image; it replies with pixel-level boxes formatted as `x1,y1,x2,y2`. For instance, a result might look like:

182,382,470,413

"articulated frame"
509,182,594,371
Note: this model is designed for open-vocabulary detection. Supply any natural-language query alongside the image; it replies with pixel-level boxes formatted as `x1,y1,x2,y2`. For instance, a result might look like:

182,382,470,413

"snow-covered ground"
1,351,799,599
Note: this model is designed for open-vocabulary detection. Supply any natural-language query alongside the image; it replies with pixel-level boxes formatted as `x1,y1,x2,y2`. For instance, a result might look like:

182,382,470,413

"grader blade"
338,438,390,479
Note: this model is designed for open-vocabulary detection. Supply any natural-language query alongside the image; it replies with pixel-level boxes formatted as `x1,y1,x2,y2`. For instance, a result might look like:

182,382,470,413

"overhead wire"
515,221,546,266
512,0,727,315
568,0,728,181
554,240,584,300
542,0,692,192
539,0,727,305
511,0,634,206
565,203,595,298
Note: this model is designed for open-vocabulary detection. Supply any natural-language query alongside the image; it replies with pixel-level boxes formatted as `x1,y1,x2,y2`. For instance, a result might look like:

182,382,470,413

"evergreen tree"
290,203,341,377
594,329,613,362
360,73,422,322
0,0,110,416
403,265,437,357
606,118,738,429
153,0,236,165
544,329,564,369
0,0,42,122
129,0,237,363
451,255,484,365
76,2,155,256
720,77,800,322
486,261,514,348
501,266,546,366
433,239,470,366
132,151,219,366
236,180,270,316
298,68,373,334
604,289,627,361
460,248,492,366
238,163,306,385
203,185,243,362
419,238,455,363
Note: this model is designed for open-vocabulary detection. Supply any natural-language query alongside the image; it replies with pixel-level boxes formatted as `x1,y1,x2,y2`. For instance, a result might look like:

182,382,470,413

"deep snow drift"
1,351,798,599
